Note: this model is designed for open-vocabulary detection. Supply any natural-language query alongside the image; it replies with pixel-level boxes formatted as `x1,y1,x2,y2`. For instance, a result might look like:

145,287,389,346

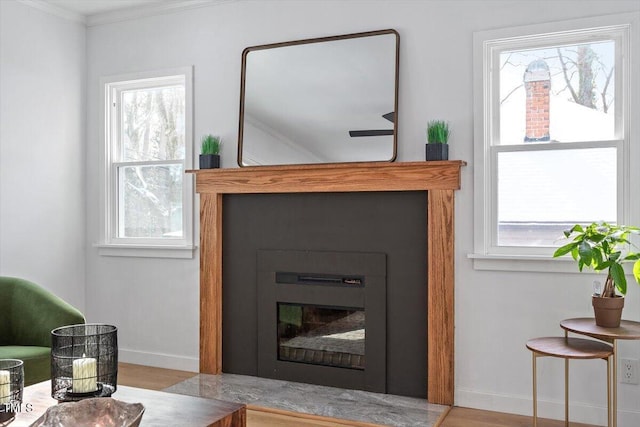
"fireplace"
255,250,387,392
189,161,465,405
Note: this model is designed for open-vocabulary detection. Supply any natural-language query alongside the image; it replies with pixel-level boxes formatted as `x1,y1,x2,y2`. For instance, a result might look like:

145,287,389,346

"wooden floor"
118,362,196,390
118,363,599,427
440,407,598,427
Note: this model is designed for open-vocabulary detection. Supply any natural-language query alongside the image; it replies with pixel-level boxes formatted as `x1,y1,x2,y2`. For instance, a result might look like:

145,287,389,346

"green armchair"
0,276,85,386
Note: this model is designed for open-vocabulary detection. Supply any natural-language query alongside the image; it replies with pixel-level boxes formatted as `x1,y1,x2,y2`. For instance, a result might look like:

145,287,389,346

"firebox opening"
277,303,365,370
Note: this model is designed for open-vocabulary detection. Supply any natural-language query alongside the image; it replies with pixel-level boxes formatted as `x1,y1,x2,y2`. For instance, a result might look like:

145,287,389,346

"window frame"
97,67,194,258
472,13,639,271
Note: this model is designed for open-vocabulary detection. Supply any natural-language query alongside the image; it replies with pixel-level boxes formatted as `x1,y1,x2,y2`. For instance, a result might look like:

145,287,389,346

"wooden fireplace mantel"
188,160,465,405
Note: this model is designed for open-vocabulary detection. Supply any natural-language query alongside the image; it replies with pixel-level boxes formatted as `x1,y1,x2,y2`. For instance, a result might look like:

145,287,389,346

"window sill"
94,243,196,259
468,253,580,273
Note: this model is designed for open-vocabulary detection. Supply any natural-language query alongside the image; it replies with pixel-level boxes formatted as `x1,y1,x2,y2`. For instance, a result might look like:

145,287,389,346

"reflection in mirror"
238,29,399,166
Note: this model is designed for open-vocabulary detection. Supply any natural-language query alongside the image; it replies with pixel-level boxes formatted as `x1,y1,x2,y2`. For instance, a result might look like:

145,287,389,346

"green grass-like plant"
427,120,450,144
553,221,640,297
201,135,221,155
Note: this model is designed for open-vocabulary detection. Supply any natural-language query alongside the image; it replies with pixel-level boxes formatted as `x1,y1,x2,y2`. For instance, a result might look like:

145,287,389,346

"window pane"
499,41,615,145
497,147,616,246
118,164,183,238
121,85,185,161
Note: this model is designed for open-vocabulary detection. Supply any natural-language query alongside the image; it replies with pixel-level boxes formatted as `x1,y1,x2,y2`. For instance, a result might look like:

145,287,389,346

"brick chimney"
523,59,550,142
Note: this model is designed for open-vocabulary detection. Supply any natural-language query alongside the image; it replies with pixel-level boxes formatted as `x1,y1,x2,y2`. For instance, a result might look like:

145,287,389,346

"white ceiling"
43,0,173,16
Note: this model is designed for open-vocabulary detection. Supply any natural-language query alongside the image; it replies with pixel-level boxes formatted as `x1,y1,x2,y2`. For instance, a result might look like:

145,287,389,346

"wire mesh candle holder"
0,359,24,423
51,324,118,402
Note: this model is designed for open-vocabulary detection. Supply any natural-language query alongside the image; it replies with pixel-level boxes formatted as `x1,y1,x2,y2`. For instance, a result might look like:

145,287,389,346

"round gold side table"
526,336,613,427
561,318,640,427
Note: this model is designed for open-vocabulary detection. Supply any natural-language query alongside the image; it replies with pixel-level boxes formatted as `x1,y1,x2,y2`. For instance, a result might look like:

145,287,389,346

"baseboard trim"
118,349,198,372
456,388,640,426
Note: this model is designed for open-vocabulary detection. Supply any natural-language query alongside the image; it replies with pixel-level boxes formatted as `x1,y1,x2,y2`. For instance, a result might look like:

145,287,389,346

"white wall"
0,0,86,309
84,1,640,424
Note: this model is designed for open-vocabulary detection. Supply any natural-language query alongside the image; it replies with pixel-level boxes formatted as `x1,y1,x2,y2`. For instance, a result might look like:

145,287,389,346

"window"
473,14,639,268
98,68,194,258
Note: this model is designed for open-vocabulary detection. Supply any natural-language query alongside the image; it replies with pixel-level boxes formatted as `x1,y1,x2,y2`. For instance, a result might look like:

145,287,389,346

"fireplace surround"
222,190,427,396
189,160,465,405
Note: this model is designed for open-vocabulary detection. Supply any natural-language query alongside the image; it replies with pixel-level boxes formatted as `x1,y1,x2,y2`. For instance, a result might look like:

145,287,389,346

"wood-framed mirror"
238,29,399,167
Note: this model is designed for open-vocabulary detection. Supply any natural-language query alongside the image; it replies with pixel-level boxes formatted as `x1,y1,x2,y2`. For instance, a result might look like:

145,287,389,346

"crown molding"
86,0,237,27
17,0,238,27
18,0,86,24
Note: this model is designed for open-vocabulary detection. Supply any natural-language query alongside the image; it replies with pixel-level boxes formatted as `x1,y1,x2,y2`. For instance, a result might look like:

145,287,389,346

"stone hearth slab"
164,373,447,426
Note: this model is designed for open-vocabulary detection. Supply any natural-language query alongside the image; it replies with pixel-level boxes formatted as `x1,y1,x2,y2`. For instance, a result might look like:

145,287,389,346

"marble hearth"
165,373,448,427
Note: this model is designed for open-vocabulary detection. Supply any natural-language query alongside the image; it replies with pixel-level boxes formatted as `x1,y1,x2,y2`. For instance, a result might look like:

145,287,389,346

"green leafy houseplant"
199,135,221,169
553,222,640,297
426,120,450,144
425,121,450,161
201,135,221,155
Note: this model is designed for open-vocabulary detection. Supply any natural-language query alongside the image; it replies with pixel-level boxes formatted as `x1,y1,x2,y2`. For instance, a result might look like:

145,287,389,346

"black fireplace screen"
277,303,365,370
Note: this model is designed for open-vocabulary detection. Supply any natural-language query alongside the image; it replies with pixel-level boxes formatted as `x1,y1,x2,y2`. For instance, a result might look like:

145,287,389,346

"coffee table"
7,381,246,426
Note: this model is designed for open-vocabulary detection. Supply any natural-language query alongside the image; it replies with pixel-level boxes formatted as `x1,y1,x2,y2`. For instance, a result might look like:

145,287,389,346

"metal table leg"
607,354,612,427
613,340,617,427
532,351,537,427
565,357,569,427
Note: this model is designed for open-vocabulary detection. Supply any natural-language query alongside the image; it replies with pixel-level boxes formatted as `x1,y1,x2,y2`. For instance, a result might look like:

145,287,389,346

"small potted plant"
553,222,640,327
199,135,221,169
426,120,449,161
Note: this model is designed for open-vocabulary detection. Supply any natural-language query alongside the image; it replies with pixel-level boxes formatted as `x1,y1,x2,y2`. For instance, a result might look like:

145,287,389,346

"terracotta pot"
592,295,624,328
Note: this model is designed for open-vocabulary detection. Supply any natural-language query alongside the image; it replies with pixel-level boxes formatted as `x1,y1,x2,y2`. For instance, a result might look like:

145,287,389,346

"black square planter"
199,154,220,169
425,143,448,161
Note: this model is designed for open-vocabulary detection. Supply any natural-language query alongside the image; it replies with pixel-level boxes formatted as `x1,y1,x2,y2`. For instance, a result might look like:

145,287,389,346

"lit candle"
72,357,97,393
0,370,9,404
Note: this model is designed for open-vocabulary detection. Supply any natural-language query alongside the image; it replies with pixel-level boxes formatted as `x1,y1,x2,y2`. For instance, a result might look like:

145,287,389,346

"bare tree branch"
500,83,524,105
601,66,614,113
557,48,580,104
500,53,513,70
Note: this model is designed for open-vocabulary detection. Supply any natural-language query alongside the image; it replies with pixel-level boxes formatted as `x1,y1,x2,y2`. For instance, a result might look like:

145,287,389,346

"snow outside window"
472,14,639,269
98,68,194,258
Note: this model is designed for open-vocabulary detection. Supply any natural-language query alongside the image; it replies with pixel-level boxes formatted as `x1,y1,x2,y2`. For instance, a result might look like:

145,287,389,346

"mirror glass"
238,29,399,166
